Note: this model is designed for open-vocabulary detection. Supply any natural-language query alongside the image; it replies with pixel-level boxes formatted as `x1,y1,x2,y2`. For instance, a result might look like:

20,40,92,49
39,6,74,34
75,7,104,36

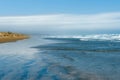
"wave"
44,34,120,41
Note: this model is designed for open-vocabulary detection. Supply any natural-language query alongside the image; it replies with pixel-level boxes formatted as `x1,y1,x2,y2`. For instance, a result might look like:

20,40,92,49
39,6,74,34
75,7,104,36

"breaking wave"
44,34,120,41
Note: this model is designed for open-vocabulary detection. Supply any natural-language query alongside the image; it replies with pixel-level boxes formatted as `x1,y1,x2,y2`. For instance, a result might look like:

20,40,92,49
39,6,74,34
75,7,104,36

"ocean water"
0,34,120,80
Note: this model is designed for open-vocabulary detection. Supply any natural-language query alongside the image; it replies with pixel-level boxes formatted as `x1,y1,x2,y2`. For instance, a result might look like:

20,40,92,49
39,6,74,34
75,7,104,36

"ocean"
0,34,120,80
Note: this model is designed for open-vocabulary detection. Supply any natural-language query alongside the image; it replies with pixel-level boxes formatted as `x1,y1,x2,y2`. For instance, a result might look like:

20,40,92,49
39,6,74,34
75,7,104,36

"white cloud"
0,12,120,31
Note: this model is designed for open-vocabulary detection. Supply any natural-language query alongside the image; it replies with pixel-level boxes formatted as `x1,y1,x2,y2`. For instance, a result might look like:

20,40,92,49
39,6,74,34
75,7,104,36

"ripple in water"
0,35,120,80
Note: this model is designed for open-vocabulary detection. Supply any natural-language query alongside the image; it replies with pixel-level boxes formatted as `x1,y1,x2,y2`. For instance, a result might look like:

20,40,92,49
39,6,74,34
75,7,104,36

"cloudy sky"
0,0,120,34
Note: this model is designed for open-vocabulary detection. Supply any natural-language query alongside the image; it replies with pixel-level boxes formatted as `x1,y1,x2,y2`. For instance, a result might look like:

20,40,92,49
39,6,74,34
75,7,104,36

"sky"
0,0,120,34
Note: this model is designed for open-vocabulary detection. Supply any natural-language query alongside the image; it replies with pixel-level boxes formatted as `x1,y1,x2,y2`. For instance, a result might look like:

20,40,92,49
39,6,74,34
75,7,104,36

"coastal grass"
0,32,29,43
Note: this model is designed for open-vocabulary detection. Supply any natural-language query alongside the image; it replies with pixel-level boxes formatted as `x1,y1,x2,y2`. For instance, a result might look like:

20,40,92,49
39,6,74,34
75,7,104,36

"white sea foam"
45,34,120,41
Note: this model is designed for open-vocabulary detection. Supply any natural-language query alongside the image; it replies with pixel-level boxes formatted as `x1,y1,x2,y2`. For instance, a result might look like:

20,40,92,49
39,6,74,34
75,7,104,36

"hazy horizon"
0,0,120,35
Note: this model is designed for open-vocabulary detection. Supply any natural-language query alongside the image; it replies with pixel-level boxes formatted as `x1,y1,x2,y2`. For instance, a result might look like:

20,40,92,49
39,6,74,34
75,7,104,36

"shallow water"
0,34,120,80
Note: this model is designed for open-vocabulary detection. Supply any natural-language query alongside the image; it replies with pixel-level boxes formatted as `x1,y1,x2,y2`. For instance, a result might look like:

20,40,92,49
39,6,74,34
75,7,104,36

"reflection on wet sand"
0,36,120,80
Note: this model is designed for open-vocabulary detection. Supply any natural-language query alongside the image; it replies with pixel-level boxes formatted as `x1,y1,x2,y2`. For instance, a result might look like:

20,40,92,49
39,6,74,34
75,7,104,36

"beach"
0,32,29,43
0,34,120,80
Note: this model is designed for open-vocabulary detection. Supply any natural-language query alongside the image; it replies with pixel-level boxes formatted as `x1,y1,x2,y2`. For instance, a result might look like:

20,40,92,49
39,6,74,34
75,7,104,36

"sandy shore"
0,32,29,43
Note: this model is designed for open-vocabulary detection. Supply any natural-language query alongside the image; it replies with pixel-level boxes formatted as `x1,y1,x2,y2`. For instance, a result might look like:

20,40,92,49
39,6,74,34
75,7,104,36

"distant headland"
0,32,29,43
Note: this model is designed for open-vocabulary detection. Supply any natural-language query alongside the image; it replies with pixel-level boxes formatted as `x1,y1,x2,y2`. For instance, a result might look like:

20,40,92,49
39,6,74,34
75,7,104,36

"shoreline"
0,32,29,43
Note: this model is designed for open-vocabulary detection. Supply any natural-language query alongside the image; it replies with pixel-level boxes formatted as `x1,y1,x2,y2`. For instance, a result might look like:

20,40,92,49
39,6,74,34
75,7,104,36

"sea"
0,34,120,80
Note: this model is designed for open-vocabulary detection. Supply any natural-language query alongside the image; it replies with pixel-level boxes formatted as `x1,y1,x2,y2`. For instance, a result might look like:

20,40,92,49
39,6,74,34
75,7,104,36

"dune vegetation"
0,32,29,43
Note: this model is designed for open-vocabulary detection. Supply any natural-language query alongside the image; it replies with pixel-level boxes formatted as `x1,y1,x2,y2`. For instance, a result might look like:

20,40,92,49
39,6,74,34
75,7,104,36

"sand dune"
0,32,29,43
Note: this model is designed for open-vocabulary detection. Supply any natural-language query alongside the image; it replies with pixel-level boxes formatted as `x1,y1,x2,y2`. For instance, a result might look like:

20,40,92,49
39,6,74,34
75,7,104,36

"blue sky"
0,0,120,15
0,0,120,34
